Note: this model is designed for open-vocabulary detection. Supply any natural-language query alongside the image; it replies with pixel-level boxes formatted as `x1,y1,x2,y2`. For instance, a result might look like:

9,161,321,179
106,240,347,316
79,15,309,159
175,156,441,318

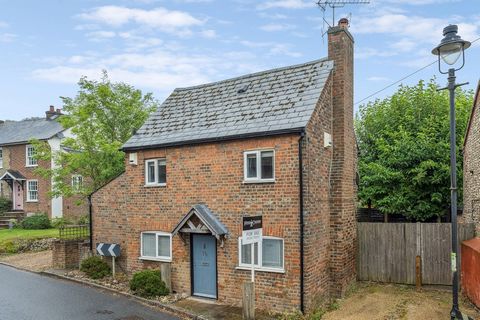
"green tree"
34,71,157,198
356,79,473,221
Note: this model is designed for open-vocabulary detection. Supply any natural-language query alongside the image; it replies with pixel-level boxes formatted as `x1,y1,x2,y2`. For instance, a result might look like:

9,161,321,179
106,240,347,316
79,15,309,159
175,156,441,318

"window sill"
139,256,172,263
236,266,285,274
26,200,38,203
25,165,38,168
144,183,166,188
243,179,275,184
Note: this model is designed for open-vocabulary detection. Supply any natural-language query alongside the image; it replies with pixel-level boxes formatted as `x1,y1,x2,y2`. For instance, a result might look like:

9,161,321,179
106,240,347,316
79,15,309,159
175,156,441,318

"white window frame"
144,158,166,187
26,180,38,202
26,145,38,167
0,147,3,168
237,236,284,273
139,231,172,262
71,174,83,192
243,149,275,183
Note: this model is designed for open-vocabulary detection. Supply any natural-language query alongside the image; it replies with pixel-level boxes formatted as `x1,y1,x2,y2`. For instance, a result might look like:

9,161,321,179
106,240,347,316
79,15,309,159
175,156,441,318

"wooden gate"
357,222,475,285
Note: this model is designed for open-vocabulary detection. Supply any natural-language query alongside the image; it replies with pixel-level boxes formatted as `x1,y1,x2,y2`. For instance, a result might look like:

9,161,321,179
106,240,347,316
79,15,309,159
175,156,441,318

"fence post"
416,255,422,290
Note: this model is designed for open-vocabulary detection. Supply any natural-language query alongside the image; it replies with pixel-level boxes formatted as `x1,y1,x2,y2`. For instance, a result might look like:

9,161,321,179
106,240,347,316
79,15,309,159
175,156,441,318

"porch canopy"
172,204,229,245
0,170,26,186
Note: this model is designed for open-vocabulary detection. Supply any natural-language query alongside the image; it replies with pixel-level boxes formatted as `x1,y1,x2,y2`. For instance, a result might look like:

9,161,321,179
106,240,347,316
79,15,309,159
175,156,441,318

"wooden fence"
357,222,476,285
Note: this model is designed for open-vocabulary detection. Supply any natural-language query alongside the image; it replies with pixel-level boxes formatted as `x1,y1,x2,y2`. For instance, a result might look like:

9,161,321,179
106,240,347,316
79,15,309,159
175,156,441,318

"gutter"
298,130,305,314
122,127,305,152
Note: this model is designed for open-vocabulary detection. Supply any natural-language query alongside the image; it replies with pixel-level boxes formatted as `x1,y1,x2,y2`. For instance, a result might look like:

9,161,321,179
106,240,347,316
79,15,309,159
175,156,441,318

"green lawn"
0,228,58,244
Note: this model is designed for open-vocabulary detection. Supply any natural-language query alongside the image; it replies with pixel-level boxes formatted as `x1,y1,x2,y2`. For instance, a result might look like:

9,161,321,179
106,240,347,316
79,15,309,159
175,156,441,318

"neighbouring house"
92,19,357,313
0,106,86,219
463,80,480,235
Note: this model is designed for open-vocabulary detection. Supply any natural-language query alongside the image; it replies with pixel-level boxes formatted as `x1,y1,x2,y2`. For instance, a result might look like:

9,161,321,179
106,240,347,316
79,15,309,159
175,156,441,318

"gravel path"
0,250,52,271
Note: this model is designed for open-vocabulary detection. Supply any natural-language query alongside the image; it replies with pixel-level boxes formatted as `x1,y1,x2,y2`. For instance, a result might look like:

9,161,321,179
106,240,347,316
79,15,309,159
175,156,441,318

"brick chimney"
45,105,63,120
327,18,357,297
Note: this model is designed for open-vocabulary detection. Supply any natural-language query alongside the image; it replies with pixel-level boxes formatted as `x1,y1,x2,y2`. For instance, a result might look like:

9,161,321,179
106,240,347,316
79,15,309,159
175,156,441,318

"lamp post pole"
432,24,471,320
447,67,459,319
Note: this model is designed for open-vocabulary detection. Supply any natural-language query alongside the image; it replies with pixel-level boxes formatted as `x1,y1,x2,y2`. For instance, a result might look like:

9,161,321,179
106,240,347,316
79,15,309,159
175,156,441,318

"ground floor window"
238,236,284,272
26,180,38,202
140,232,172,262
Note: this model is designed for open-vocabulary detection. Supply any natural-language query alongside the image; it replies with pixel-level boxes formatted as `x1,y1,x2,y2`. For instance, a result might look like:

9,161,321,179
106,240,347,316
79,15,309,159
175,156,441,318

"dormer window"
243,150,275,183
26,145,37,167
145,159,166,186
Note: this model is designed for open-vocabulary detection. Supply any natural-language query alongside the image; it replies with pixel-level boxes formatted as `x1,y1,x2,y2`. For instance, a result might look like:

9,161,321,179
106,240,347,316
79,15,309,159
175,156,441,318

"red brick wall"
327,24,357,296
93,135,303,312
7,144,51,215
302,74,333,309
463,90,480,235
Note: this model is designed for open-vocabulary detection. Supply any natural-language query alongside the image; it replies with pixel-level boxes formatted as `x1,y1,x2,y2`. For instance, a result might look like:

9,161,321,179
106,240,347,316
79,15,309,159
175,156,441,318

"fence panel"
357,222,475,285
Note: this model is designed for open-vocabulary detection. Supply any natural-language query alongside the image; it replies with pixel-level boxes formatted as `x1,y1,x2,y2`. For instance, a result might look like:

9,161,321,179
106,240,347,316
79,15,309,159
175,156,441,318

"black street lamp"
431,24,471,320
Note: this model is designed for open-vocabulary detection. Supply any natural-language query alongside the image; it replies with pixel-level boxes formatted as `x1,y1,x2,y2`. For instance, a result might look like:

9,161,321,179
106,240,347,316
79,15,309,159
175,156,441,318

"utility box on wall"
461,237,480,308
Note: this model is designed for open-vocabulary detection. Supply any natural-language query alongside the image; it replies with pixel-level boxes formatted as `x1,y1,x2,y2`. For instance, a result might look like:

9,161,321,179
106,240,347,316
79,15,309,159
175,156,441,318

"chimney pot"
49,105,55,112
56,108,62,114
338,18,349,29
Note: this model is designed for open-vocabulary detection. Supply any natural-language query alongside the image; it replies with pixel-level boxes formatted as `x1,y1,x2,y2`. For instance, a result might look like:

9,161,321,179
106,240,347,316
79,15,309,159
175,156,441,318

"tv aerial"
317,0,370,36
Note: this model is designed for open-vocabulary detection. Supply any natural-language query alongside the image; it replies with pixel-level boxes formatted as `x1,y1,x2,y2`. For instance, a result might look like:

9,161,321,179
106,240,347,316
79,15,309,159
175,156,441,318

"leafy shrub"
51,217,72,228
78,214,89,225
21,213,51,229
129,269,169,298
0,197,12,213
80,256,111,279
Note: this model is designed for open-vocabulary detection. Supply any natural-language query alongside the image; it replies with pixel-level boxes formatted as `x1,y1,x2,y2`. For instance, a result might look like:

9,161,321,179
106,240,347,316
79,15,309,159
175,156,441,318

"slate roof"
0,118,65,146
172,204,229,239
123,58,334,150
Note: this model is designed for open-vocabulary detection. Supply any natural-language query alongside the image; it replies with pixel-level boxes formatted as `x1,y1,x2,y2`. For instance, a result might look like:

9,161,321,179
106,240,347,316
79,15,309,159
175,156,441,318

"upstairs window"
26,145,37,167
27,180,38,202
244,150,275,182
71,175,83,192
0,147,3,168
145,159,166,186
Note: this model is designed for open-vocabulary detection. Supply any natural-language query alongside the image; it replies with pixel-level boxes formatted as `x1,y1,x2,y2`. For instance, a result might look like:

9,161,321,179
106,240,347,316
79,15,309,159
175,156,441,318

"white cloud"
86,30,116,41
0,21,8,28
381,0,459,4
258,12,288,19
240,40,302,57
260,23,296,32
31,47,264,94
356,47,397,59
0,33,16,43
257,0,312,10
78,6,204,35
200,29,217,38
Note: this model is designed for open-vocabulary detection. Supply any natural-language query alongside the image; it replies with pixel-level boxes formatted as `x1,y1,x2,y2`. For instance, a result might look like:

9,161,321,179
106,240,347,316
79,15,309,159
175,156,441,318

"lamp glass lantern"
431,25,471,71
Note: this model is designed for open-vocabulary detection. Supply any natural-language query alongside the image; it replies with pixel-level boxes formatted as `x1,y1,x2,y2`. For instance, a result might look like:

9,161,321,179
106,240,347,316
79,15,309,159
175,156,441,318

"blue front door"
192,234,217,299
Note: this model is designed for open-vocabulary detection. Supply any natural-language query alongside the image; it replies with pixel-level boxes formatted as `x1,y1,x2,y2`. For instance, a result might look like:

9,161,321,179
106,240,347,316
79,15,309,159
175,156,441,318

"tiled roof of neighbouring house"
0,118,65,145
123,58,334,150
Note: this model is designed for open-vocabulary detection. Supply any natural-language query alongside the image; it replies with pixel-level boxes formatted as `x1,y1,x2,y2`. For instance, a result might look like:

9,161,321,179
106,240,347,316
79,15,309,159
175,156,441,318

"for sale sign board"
242,216,262,245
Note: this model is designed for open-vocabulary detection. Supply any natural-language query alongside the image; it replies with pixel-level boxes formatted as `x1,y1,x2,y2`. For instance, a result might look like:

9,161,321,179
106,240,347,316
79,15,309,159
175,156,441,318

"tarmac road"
0,264,180,320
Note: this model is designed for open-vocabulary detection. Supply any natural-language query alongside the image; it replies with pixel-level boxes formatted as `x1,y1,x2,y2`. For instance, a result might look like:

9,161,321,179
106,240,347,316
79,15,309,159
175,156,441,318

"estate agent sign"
242,216,262,245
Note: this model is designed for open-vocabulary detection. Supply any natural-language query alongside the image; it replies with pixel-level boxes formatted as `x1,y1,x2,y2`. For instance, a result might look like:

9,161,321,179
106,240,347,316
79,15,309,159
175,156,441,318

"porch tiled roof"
0,170,26,181
0,118,64,146
123,58,333,150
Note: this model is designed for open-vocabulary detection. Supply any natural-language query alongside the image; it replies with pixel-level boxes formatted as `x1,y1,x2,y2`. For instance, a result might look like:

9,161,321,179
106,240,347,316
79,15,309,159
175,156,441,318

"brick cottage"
92,19,357,313
0,107,86,219
463,80,480,235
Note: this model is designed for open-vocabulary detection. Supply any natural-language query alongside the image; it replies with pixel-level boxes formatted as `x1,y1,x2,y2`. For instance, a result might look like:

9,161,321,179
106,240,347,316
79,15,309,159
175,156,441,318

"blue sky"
1,0,479,121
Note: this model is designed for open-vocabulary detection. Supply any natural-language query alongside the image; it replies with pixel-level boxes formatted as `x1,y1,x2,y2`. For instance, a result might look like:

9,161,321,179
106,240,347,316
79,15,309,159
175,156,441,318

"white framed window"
27,180,38,202
0,147,3,168
26,145,37,167
140,232,172,262
71,175,83,192
243,150,275,183
238,236,284,272
145,159,166,186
